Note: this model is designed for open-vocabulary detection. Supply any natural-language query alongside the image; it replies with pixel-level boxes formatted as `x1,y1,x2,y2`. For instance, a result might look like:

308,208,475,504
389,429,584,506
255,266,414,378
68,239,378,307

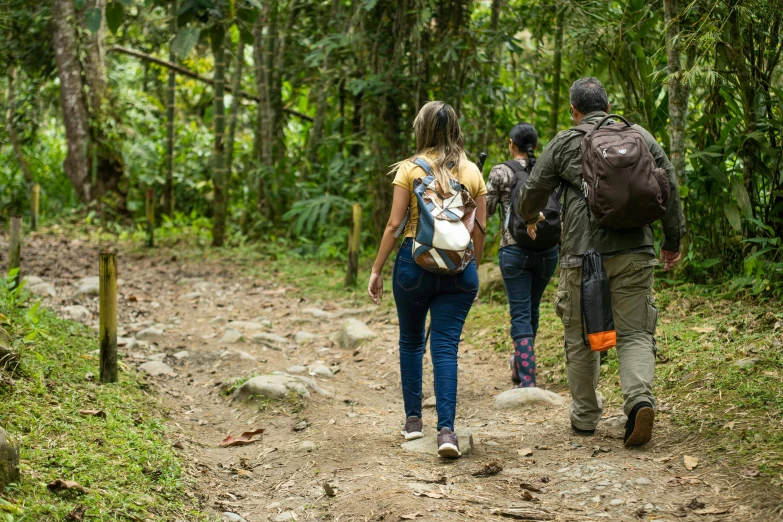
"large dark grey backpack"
573,114,670,229
505,160,563,251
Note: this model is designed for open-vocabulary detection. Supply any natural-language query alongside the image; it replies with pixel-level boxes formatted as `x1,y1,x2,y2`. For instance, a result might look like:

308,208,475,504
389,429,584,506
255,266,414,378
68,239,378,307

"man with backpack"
517,77,685,447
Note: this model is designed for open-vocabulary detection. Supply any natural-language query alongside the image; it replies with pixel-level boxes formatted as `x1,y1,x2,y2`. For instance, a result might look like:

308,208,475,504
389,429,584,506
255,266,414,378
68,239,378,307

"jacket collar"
580,111,608,125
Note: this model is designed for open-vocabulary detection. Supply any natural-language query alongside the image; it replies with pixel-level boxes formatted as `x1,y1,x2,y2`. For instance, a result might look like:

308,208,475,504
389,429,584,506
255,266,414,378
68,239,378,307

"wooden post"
99,252,118,384
145,188,154,248
345,204,362,287
7,217,22,290
30,184,40,231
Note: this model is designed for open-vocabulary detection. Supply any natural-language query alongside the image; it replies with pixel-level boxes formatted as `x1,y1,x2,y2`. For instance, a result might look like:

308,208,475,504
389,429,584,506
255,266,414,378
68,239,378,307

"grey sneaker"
437,427,461,458
401,416,423,440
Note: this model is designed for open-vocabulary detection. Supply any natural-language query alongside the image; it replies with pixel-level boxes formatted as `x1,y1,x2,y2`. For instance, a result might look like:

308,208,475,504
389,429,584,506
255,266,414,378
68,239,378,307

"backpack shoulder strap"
412,157,434,183
572,123,596,135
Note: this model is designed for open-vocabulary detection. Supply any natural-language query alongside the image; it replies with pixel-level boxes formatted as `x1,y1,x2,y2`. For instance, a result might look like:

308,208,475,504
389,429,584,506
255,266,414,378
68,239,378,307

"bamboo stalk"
99,252,118,384
146,188,154,248
345,204,362,287
7,217,22,289
31,184,40,231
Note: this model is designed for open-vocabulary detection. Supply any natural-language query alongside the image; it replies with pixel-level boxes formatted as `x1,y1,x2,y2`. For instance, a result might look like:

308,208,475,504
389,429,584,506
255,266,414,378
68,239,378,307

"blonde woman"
368,101,487,458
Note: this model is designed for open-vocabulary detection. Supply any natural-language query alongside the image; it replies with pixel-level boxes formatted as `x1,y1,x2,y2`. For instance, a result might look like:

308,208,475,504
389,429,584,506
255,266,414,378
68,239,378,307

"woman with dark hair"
367,101,487,458
486,123,558,388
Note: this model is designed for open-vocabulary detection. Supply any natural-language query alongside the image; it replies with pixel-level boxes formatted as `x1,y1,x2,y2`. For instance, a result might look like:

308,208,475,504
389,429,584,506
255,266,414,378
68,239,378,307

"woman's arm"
368,185,411,304
472,195,487,270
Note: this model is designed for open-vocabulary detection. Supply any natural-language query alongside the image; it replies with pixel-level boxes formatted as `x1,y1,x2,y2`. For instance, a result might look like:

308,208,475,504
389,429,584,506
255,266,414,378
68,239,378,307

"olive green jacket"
518,112,686,257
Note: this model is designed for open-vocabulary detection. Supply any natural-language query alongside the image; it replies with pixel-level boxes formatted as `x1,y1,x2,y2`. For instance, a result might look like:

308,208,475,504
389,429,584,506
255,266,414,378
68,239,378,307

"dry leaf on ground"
520,482,543,493
690,326,715,333
65,505,86,521
683,455,699,470
79,409,106,418
472,461,503,477
219,428,264,447
400,513,423,520
518,448,534,457
47,479,88,494
323,481,336,497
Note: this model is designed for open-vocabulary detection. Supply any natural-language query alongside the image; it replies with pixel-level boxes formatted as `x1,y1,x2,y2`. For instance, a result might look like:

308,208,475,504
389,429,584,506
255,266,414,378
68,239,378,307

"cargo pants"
555,251,659,431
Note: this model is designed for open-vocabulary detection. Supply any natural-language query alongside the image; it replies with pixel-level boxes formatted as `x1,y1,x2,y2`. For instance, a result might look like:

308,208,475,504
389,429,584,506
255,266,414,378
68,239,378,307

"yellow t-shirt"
392,153,487,238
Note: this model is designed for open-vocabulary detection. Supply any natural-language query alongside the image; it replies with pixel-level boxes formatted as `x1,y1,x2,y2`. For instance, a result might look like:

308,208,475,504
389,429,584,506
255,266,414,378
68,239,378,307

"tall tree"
548,4,565,139
161,0,177,216
211,25,228,247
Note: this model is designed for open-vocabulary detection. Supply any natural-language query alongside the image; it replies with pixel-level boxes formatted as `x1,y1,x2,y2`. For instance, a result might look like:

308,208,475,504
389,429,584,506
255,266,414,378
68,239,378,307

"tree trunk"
211,28,228,247
52,0,92,202
548,4,565,139
226,38,245,180
480,0,502,153
305,57,331,174
81,0,108,113
6,67,33,184
253,14,274,220
162,0,177,216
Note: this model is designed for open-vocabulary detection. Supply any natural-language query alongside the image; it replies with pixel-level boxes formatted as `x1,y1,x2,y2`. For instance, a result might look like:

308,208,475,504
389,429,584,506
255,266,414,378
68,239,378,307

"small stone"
301,441,316,452
634,478,652,486
219,329,243,344
251,332,288,349
334,319,376,350
301,307,334,319
73,276,100,297
266,502,281,510
61,305,91,323
26,277,57,297
602,415,628,430
210,316,227,325
308,364,333,378
478,263,505,297
575,487,591,494
493,388,566,409
0,426,20,490
136,326,164,340
401,428,473,455
173,350,190,360
295,331,319,344
644,503,655,511
294,421,308,431
597,480,611,486
117,337,140,350
286,365,307,374
139,361,174,376
610,499,624,506
148,353,167,362
231,375,312,402
274,513,295,522
423,396,437,408
733,357,761,369
84,372,94,381
590,496,602,503
178,291,202,300
228,320,269,332
236,351,257,362
222,513,247,522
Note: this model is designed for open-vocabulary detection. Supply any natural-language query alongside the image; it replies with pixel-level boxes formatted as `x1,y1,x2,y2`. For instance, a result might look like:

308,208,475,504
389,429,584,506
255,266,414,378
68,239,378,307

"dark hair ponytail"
509,122,538,172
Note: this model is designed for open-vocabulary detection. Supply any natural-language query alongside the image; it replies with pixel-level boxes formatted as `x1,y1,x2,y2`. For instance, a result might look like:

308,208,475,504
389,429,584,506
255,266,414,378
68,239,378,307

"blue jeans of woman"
499,244,558,385
393,238,478,431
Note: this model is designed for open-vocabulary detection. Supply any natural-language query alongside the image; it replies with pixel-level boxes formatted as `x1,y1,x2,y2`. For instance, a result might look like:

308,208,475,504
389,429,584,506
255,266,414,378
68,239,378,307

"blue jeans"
393,238,478,431
499,245,558,341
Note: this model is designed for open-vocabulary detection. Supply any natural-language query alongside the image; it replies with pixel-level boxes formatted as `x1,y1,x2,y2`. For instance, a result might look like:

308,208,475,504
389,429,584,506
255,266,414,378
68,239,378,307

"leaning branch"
107,45,313,122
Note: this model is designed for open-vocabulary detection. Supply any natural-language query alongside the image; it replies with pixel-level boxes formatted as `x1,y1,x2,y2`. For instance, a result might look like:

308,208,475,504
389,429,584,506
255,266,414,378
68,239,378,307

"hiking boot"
401,416,423,440
512,338,536,387
510,355,521,385
437,427,461,458
571,424,596,436
624,402,654,448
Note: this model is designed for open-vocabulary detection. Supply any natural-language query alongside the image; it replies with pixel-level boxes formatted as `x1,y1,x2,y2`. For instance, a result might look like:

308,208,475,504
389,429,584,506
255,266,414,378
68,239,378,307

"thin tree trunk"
211,28,228,247
548,4,565,138
305,57,331,173
253,14,274,220
162,0,177,216
52,0,92,202
226,38,245,180
6,67,32,184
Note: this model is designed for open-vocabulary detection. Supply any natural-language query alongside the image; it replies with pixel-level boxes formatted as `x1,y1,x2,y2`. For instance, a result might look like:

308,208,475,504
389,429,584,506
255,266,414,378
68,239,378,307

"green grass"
0,288,210,521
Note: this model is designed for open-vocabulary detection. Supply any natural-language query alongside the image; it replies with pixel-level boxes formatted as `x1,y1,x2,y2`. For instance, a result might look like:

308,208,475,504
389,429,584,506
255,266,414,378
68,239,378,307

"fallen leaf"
693,507,729,515
400,513,423,520
518,448,534,457
653,455,674,463
723,421,735,430
472,461,503,477
47,479,88,494
235,469,253,478
64,505,86,521
520,490,538,501
683,455,699,471
591,446,611,457
519,482,543,493
535,445,551,450
219,428,264,447
741,469,760,479
323,481,336,497
690,326,715,333
79,409,106,418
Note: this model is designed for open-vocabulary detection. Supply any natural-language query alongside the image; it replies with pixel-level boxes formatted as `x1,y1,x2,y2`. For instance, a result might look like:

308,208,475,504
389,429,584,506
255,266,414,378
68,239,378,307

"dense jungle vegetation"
1,0,782,296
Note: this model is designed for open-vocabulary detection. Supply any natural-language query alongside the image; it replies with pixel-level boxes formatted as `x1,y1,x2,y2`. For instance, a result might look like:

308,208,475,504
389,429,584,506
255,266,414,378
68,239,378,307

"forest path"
20,234,778,522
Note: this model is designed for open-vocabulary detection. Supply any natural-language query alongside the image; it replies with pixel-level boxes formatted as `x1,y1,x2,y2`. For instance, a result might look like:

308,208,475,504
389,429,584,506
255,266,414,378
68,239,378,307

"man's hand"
660,250,681,271
526,212,546,241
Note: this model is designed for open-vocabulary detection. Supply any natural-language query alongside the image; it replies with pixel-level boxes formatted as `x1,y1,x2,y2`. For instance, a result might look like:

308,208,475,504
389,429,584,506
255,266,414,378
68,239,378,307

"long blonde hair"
392,101,468,192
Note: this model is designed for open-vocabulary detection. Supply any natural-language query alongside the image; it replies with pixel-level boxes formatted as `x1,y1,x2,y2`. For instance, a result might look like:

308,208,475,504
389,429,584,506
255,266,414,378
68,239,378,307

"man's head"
569,77,610,124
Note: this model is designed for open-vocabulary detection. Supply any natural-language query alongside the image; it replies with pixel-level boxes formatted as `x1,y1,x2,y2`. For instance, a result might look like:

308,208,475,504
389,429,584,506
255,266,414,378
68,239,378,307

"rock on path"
73,276,100,297
493,387,566,410
139,361,175,376
219,328,244,344
0,426,20,490
25,276,57,297
334,318,376,350
61,305,91,323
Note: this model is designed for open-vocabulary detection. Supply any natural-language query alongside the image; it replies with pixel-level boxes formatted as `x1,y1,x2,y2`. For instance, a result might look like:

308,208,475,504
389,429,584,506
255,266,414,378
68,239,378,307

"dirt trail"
12,234,780,521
